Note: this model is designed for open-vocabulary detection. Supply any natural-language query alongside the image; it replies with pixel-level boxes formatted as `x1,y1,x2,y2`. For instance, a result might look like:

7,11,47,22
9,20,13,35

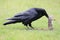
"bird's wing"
14,12,29,17
8,8,38,20
7,13,37,21
7,16,30,20
14,8,37,17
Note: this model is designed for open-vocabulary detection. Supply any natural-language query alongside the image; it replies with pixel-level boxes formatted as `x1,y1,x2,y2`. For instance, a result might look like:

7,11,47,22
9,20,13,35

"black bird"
3,8,53,29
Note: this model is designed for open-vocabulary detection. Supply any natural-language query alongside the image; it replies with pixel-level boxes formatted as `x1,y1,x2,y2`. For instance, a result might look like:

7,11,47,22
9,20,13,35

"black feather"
3,8,49,29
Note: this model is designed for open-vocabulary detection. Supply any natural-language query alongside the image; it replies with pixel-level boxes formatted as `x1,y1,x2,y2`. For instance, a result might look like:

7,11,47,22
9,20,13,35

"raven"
3,8,53,30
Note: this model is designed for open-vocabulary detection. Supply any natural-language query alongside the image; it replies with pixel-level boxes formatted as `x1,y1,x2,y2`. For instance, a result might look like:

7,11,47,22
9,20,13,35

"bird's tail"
3,20,17,25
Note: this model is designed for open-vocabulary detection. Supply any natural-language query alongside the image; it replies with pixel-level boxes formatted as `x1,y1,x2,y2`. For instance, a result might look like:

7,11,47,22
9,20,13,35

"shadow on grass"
4,26,53,31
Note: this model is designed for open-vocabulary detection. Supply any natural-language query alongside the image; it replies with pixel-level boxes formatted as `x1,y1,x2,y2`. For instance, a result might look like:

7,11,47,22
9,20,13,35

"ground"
0,0,60,40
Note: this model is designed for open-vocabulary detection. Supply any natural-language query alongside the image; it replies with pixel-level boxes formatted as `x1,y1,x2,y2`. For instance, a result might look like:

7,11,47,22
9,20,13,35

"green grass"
0,0,60,40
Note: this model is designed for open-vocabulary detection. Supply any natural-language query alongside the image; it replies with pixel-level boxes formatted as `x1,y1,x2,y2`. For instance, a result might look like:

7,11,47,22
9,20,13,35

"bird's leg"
29,23,34,29
24,24,30,29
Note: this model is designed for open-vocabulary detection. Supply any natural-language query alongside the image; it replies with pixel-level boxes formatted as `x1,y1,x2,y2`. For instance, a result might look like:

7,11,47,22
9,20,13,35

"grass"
0,0,60,40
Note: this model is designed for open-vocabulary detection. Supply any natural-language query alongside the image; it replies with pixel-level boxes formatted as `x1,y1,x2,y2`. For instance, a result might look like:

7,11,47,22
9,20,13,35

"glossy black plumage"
3,8,49,29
